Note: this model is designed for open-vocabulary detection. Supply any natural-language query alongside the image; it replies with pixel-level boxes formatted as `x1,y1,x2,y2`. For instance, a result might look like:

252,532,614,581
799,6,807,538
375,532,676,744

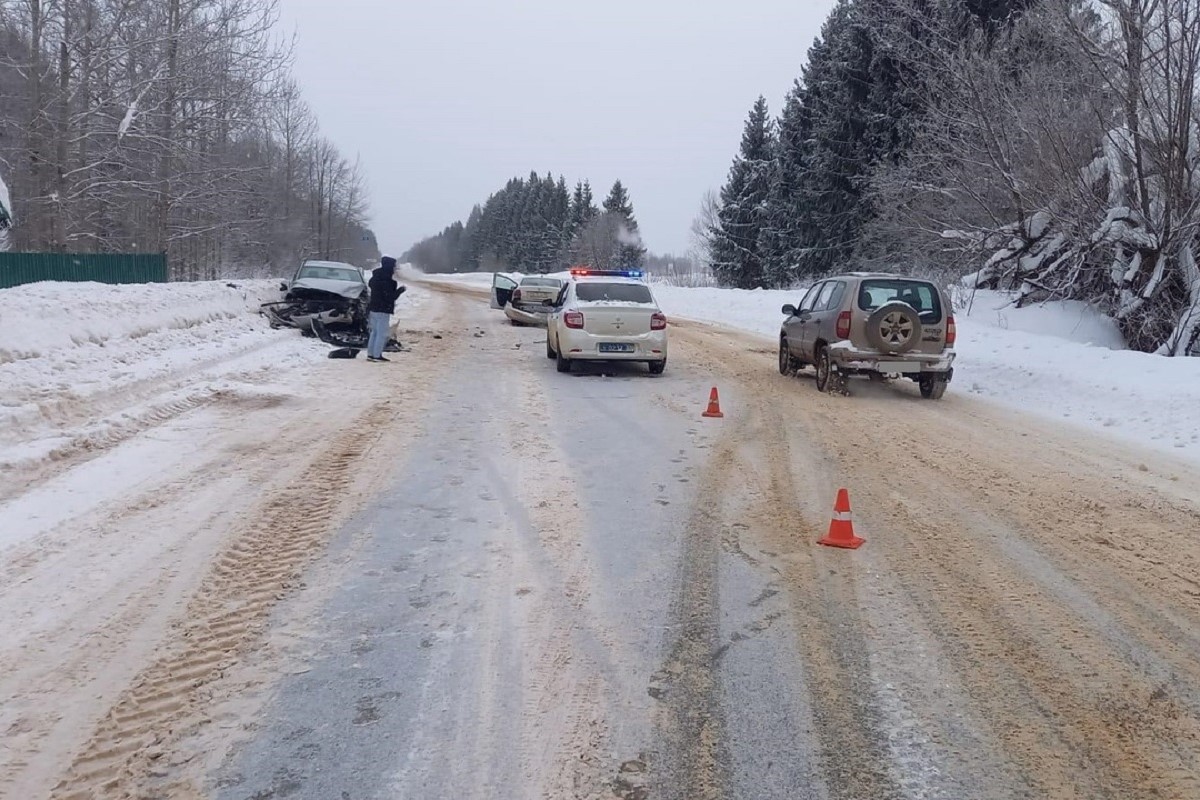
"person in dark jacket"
366,256,406,361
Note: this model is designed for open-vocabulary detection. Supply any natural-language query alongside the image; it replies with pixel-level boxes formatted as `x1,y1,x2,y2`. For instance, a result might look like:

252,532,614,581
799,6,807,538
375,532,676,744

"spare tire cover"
865,302,921,354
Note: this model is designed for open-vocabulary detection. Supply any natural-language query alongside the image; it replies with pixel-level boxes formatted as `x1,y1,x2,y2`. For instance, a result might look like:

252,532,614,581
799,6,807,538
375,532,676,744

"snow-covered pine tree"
961,0,1037,25
602,180,646,268
758,83,808,288
406,173,596,274
517,171,544,269
568,182,598,242
710,96,774,289
788,0,874,280
459,204,483,272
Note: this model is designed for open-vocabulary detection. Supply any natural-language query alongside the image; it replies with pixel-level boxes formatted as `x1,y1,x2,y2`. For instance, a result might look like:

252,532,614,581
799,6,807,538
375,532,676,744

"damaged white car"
261,260,369,335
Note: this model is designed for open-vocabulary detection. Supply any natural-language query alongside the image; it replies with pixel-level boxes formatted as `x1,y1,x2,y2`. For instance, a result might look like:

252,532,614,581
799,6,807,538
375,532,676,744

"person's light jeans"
367,312,390,358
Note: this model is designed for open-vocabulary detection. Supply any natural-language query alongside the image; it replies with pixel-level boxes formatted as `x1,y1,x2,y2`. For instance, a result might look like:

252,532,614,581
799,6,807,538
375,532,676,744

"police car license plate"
599,343,633,353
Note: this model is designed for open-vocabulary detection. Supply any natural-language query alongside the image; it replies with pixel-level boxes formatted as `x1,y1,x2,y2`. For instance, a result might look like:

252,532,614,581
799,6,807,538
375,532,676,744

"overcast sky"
279,0,838,258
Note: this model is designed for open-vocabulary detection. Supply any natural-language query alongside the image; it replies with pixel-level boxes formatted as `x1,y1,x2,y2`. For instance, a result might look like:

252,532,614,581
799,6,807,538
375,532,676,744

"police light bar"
569,268,645,279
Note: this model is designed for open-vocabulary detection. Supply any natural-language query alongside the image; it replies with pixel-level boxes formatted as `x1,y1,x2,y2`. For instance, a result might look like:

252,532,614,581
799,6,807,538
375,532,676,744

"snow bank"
956,289,1126,350
0,279,278,363
0,278,320,474
0,277,433,475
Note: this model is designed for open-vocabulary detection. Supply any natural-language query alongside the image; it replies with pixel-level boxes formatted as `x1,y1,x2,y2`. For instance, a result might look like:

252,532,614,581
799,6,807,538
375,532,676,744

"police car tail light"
651,312,667,330
564,311,585,329
836,311,852,340
945,315,957,346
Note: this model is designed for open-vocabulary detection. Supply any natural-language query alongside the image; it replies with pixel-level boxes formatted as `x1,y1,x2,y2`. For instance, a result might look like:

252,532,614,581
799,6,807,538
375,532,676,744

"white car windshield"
298,266,361,282
576,283,653,303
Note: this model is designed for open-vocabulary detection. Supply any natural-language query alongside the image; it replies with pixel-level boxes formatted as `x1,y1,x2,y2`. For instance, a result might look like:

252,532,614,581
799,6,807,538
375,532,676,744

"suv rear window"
857,279,942,322
576,282,653,303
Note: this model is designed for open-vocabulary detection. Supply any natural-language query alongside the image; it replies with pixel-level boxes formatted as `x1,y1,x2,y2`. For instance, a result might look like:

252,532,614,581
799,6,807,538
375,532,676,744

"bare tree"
688,188,720,267
0,0,375,278
862,0,1200,354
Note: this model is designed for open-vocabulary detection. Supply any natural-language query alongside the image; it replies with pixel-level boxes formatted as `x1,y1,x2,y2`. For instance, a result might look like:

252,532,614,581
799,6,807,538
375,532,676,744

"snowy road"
4,281,1200,799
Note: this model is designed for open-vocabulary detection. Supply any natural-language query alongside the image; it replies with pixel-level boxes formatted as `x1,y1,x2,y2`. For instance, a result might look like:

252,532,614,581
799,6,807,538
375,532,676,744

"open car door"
490,273,518,309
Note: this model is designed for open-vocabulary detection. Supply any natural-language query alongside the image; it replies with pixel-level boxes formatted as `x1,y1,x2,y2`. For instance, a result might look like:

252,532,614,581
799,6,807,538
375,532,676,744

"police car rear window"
576,283,653,303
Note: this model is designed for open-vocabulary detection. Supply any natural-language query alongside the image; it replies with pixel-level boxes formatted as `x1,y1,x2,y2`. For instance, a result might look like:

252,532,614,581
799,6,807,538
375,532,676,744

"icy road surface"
3,282,1200,800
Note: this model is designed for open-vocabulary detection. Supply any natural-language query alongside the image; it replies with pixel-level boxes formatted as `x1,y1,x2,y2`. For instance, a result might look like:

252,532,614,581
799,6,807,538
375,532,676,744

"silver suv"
778,273,956,399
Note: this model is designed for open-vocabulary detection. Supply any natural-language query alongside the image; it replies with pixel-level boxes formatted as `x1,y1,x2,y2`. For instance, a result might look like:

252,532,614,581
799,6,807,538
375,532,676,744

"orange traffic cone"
702,387,724,418
818,488,865,549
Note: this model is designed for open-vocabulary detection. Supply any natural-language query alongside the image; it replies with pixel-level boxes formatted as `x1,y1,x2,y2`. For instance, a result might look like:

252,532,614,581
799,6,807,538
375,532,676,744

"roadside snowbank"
1,276,432,482
0,279,276,363
956,289,1126,350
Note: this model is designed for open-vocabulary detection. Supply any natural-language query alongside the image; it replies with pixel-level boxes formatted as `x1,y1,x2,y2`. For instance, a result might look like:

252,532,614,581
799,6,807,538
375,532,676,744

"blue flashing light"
569,267,645,280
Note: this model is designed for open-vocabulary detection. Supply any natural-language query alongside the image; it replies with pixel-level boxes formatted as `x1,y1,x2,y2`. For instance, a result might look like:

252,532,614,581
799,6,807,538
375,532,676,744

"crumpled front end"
261,286,368,332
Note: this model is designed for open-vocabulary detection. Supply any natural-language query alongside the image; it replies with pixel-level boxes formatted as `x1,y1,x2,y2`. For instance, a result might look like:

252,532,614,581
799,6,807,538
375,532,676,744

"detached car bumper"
828,344,955,376
557,329,668,361
504,303,551,326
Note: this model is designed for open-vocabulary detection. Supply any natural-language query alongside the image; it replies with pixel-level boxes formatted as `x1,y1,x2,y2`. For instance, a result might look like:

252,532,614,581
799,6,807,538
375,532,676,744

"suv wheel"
815,346,832,392
866,302,920,355
778,338,798,376
816,346,847,395
919,376,948,400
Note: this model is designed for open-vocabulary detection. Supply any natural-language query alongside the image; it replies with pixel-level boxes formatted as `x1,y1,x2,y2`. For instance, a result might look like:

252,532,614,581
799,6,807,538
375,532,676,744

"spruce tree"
711,96,775,289
602,180,646,268
405,173,617,274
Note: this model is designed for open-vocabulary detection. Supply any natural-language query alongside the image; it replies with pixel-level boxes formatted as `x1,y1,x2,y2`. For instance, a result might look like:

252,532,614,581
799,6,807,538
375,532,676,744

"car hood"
290,277,365,298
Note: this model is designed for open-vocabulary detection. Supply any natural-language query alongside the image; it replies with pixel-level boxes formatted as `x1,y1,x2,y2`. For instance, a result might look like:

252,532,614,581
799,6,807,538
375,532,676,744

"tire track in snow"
46,406,391,800
0,331,301,504
674,320,1200,800
648,365,902,800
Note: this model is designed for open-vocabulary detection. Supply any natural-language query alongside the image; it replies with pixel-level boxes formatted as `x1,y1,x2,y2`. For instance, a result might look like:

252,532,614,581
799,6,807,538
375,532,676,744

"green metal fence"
0,253,168,289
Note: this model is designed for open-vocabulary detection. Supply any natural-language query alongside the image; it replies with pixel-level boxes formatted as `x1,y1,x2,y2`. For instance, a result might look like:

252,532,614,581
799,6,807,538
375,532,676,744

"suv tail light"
835,311,852,340
946,314,956,347
564,311,585,329
651,312,667,330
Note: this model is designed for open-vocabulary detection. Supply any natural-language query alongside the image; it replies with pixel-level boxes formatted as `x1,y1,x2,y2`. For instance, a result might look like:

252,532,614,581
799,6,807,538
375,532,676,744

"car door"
788,282,825,360
814,280,847,344
490,273,518,309
547,283,571,350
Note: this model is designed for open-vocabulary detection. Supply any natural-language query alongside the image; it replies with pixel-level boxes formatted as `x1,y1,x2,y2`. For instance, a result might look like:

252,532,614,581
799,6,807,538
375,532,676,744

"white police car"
545,269,668,374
